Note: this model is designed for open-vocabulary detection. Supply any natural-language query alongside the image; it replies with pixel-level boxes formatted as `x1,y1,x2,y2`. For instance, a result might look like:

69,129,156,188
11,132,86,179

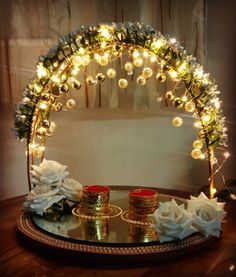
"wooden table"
0,191,235,277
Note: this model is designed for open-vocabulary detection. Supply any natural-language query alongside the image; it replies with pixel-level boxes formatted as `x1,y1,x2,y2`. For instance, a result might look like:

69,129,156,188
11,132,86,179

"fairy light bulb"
51,75,60,84
150,55,157,62
152,39,164,49
185,101,195,112
81,55,90,66
193,140,203,149
136,76,146,86
106,68,116,78
223,152,230,158
191,149,202,159
118,78,128,89
66,99,76,109
39,102,48,110
168,69,178,79
99,25,111,39
133,57,143,67
181,95,188,102
36,64,49,79
132,50,140,58
142,67,153,79
200,153,206,159
143,51,149,58
170,38,176,44
101,41,107,48
194,121,202,128
72,55,82,66
124,62,134,72
202,114,211,124
172,117,183,127
71,67,80,76
49,121,57,132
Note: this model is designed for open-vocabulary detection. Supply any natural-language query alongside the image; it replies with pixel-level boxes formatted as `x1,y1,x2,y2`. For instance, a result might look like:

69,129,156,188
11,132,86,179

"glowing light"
168,69,178,79
181,95,188,102
223,152,230,159
178,62,188,73
39,102,48,110
132,50,140,58
51,75,60,83
81,55,90,66
193,67,204,79
150,55,157,62
36,65,49,79
210,187,217,196
170,38,176,44
143,51,149,58
94,53,101,61
79,47,85,55
99,25,112,39
152,39,164,49
202,114,211,124
71,67,80,76
101,41,107,48
200,153,206,159
72,55,82,66
194,121,202,128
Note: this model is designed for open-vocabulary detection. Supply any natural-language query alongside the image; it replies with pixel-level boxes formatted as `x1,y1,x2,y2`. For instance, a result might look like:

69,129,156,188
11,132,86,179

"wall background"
0,0,235,200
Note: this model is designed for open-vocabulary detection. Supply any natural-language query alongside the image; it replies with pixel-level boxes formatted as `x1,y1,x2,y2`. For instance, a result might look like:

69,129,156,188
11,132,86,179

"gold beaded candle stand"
128,189,158,222
80,185,110,216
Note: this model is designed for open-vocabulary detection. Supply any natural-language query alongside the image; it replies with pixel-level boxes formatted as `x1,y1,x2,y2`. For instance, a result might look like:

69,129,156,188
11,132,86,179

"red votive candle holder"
129,189,158,221
81,185,110,216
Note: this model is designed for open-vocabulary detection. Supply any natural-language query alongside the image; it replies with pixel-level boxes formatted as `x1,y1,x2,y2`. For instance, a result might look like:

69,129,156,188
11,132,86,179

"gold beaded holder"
128,189,158,221
80,185,110,216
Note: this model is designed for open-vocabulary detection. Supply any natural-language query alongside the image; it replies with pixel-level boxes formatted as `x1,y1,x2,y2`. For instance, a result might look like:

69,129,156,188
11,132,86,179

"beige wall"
0,0,235,199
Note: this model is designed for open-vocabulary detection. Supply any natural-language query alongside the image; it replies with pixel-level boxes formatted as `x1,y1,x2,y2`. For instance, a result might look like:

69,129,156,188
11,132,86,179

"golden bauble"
156,72,166,82
191,148,202,159
86,76,95,85
193,139,204,149
133,57,143,67
59,84,69,94
106,68,116,78
72,55,82,66
142,67,153,79
118,78,128,89
124,62,134,72
172,117,183,127
99,57,109,66
185,101,195,112
96,73,106,82
66,99,76,109
136,76,146,86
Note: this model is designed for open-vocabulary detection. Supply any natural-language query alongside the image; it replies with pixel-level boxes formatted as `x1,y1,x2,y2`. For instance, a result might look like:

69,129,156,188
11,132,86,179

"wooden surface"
0,192,235,277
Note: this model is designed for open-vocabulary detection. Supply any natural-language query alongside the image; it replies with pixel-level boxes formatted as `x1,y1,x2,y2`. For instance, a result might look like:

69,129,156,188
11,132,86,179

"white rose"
187,192,226,238
154,199,197,243
24,184,66,216
60,178,83,201
31,159,69,186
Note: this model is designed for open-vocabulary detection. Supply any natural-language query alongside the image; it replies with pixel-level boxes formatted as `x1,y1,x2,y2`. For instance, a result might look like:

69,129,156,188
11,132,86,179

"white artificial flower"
30,159,69,186
24,184,66,216
154,199,197,243
60,178,83,201
187,192,226,238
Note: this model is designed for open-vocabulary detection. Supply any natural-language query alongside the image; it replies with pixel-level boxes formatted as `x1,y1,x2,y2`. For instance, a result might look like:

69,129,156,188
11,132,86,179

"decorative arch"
14,22,228,198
